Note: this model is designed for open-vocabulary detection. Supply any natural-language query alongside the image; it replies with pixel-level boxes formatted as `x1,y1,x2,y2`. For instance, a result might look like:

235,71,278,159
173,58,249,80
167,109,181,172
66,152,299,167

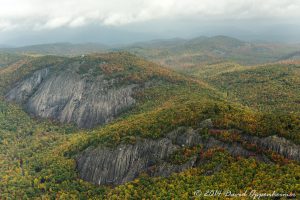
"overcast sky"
1,0,300,46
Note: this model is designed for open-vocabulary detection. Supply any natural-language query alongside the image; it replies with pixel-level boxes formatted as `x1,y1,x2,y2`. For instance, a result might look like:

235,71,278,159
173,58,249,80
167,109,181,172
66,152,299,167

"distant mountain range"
0,42,108,56
1,35,300,68
124,35,300,67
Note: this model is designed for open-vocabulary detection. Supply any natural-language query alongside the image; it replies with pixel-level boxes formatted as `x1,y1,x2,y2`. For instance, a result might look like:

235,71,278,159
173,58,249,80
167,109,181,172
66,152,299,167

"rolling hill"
2,35,300,68
0,43,108,56
186,61,300,114
124,36,300,69
0,52,25,68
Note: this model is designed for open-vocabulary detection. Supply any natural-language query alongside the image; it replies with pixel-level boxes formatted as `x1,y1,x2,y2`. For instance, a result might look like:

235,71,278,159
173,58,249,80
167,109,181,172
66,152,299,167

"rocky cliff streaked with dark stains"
5,61,138,128
76,124,300,185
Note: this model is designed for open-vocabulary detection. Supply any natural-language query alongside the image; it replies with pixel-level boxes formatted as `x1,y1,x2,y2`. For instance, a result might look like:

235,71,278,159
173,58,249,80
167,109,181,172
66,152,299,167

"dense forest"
0,38,299,199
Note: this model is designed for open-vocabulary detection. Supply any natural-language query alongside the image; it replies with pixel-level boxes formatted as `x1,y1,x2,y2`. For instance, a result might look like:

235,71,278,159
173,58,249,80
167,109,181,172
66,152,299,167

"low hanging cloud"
1,0,300,31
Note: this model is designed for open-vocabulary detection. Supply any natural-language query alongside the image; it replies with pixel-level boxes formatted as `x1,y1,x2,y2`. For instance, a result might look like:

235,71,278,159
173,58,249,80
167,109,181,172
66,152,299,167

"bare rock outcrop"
6,63,137,128
76,126,299,186
242,135,300,161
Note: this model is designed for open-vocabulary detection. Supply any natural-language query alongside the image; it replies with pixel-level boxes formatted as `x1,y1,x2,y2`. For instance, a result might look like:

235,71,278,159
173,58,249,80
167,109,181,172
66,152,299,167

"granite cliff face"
246,135,300,161
76,124,300,186
5,59,138,128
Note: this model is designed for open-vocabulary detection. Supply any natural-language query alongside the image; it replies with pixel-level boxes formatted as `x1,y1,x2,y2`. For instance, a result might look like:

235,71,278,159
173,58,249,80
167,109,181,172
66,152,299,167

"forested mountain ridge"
123,35,300,68
0,43,108,56
2,35,300,67
185,61,300,114
0,47,299,199
5,52,187,128
0,52,25,68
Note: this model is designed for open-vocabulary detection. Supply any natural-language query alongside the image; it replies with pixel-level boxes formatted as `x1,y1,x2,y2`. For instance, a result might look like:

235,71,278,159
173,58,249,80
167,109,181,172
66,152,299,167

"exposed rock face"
6,68,50,103
242,135,300,161
77,138,178,185
6,65,137,128
76,126,299,186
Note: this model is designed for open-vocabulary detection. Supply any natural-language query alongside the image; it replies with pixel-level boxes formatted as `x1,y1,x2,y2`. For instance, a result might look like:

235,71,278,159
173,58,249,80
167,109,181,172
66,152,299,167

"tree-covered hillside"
124,36,300,69
0,52,299,199
0,52,25,68
0,43,108,57
187,61,300,114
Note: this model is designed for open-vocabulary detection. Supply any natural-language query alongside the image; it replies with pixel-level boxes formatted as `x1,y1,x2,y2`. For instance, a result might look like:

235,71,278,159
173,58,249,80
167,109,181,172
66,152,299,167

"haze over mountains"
2,35,300,66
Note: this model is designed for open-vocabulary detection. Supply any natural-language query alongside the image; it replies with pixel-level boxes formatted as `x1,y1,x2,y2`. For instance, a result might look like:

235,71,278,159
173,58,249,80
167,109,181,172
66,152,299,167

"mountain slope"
0,52,299,199
187,62,300,114
4,52,186,128
0,52,25,67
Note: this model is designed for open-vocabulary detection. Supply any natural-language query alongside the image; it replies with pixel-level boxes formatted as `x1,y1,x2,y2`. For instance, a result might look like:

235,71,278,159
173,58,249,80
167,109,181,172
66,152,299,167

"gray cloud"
1,0,300,31
1,0,300,46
